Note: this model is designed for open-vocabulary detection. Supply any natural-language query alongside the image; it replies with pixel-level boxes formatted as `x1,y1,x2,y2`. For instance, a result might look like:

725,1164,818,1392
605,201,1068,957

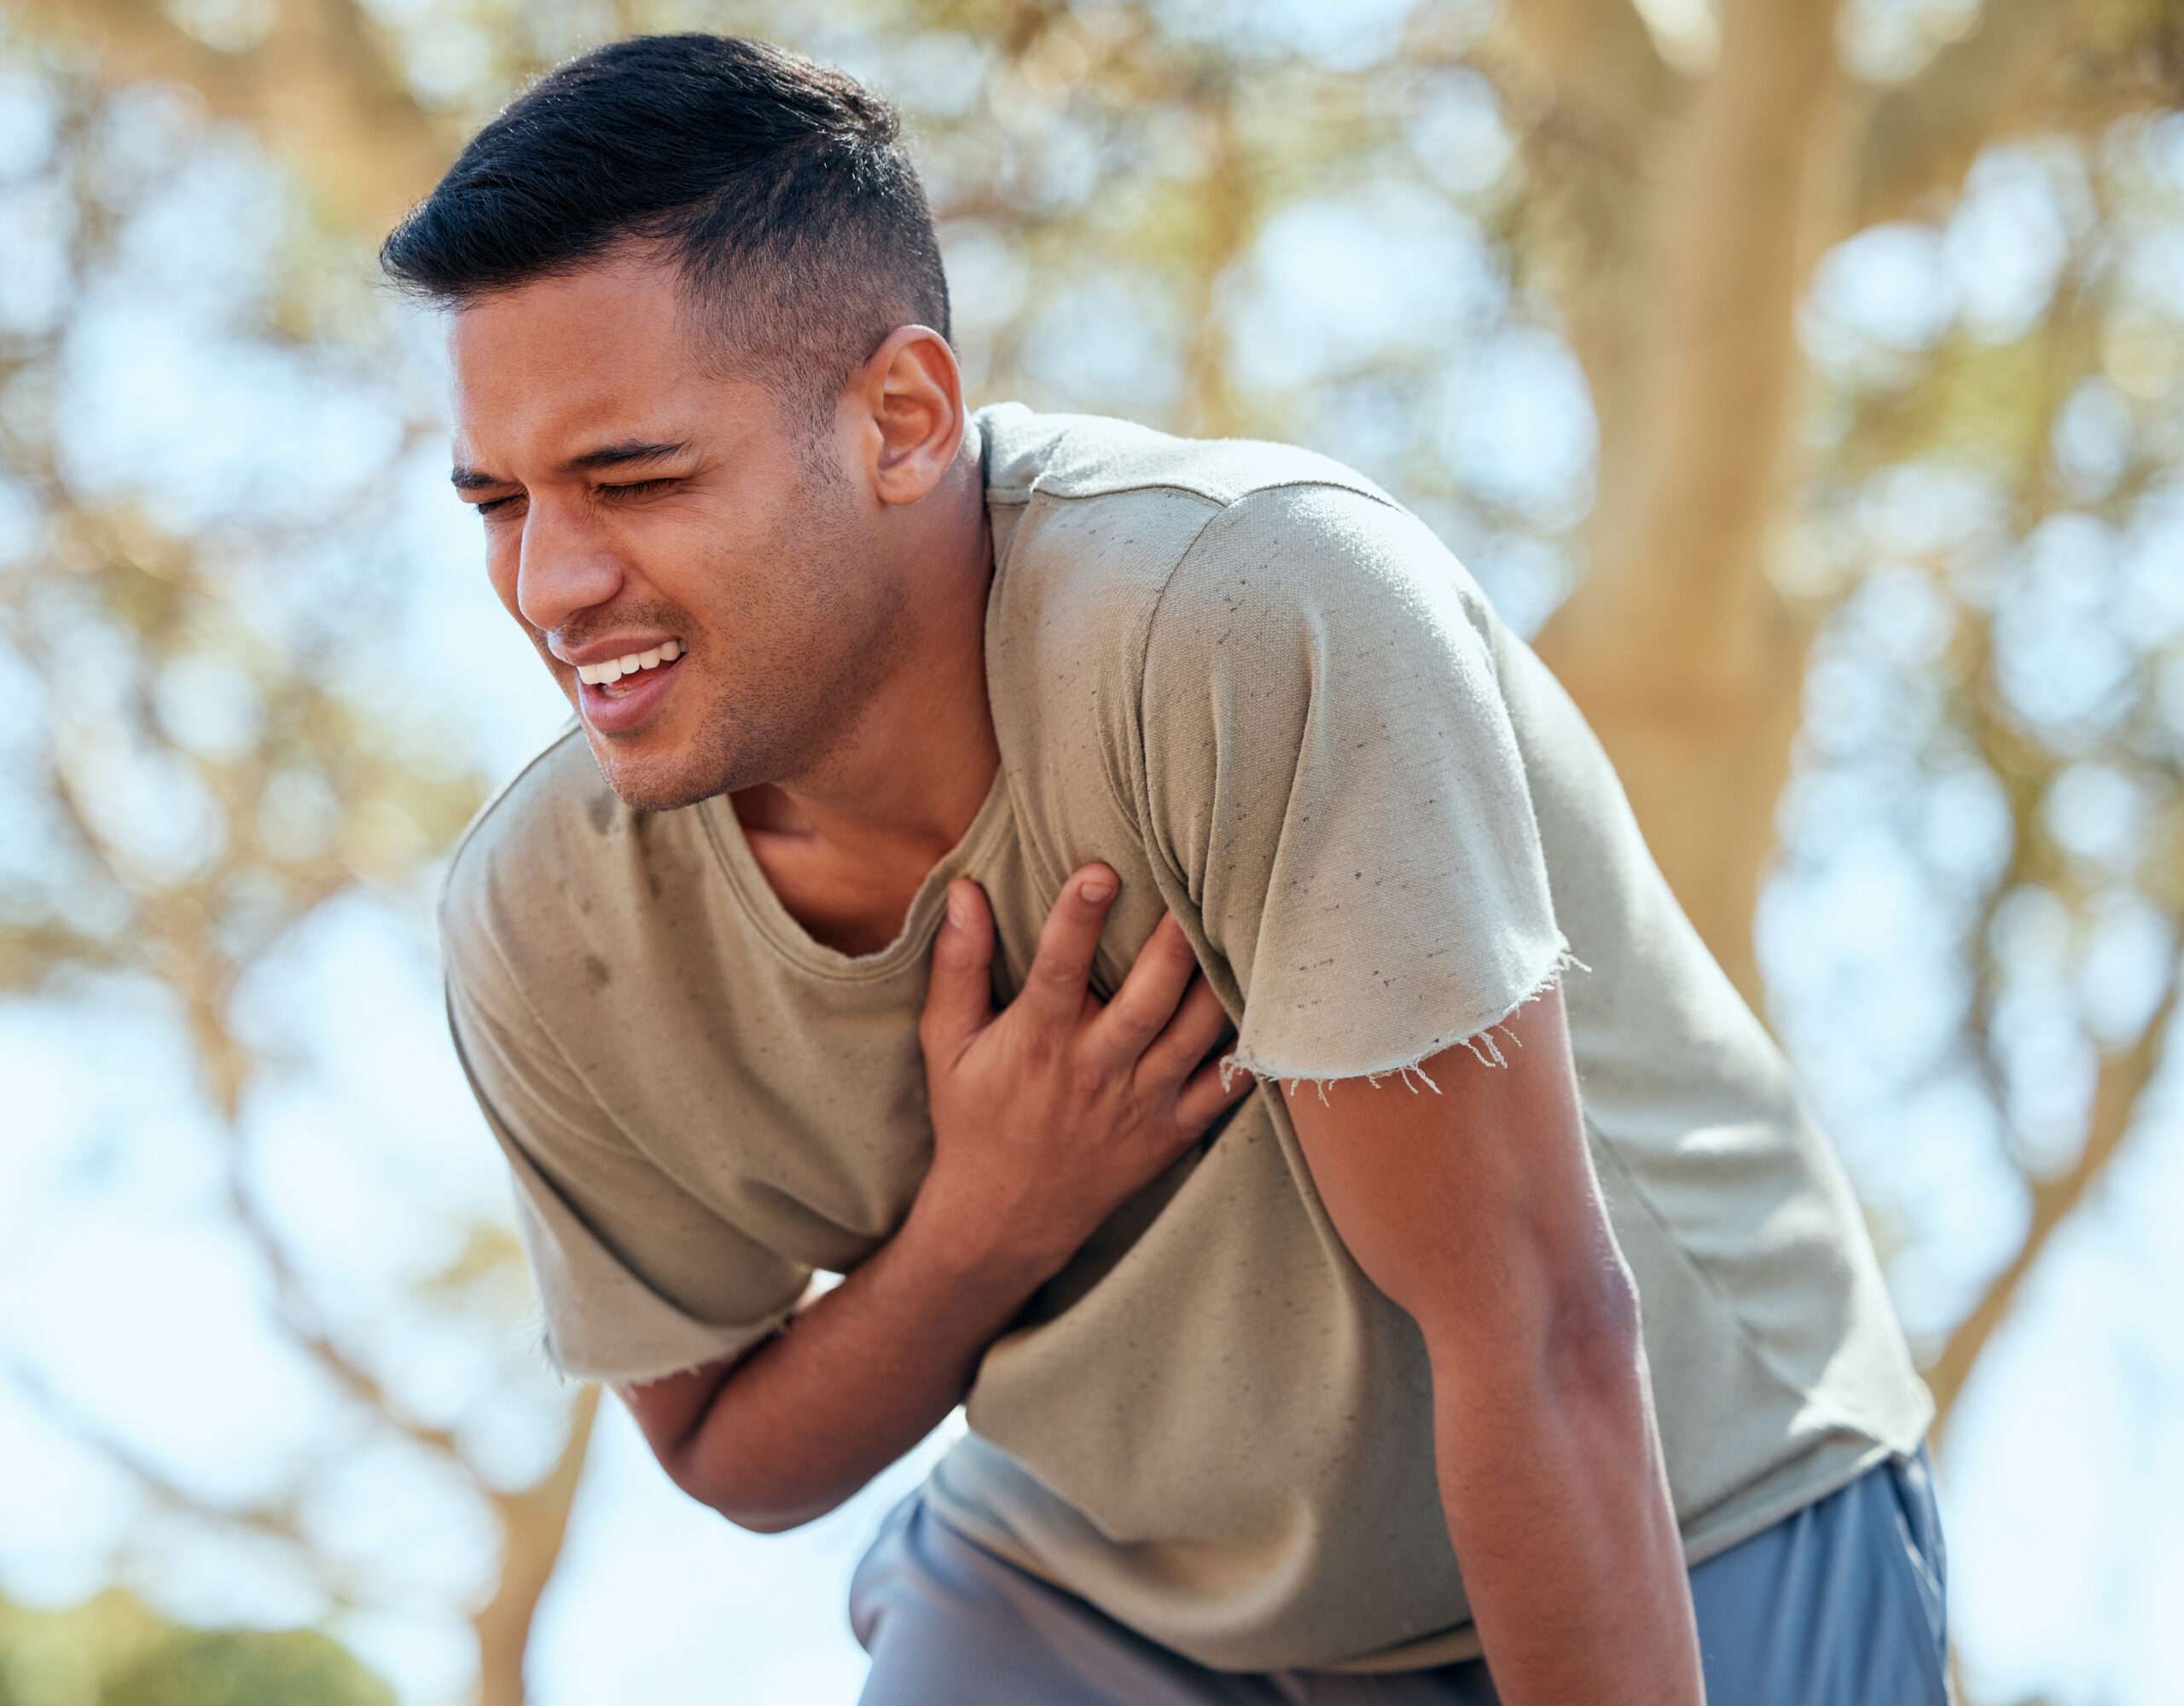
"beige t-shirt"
438,401,1935,1674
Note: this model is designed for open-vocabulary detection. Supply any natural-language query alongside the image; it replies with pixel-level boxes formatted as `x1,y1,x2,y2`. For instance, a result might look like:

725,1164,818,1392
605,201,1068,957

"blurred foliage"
102,1631,393,1706
0,1593,392,1706
1,2,2180,1703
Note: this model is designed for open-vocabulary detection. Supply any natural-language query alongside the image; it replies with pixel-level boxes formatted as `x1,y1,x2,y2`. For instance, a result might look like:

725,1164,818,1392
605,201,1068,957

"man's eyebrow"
449,438,694,492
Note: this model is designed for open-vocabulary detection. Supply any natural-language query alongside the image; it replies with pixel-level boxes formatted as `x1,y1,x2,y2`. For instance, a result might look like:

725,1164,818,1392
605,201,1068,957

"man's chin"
584,743,726,816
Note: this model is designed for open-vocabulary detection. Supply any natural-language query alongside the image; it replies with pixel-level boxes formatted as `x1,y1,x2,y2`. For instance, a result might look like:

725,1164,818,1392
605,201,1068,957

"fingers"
1130,969,1234,1088
1080,908,1204,1070
918,877,996,1065
1172,1049,1259,1132
1016,864,1121,1036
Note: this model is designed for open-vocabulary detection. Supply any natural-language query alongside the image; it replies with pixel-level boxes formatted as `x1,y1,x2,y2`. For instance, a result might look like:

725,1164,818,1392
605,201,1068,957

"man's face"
445,248,909,813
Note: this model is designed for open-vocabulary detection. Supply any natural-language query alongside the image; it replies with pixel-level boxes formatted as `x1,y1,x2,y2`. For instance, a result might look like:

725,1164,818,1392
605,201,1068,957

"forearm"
1428,1307,1704,1706
671,1189,1054,1531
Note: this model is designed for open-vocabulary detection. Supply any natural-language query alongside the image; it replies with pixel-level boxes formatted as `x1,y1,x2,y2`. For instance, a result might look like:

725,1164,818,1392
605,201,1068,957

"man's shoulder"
976,400,1404,514
1149,473,1484,637
979,403,1435,698
436,715,609,954
979,407,1473,845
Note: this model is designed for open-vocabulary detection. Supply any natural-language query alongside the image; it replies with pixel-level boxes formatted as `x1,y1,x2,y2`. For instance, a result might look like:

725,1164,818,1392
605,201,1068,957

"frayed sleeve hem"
1217,939,1591,1107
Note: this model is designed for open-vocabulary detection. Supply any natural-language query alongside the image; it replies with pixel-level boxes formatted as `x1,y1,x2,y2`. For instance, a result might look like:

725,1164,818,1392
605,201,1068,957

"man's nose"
514,501,624,634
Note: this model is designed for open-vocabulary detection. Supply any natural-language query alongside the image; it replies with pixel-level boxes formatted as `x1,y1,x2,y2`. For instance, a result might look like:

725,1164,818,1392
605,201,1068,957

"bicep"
1284,980,1632,1368
1131,484,1623,1355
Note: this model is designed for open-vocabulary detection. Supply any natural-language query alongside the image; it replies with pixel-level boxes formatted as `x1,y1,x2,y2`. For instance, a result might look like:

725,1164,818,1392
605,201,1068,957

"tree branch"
1483,0,1679,142
13,0,453,235
470,1385,601,1706
1851,0,2150,229
1533,0,1850,1013
1926,966,2178,1441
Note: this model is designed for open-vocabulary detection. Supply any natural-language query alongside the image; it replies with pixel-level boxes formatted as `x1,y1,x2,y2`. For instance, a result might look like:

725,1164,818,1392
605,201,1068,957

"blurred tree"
3,2,2180,1703
2,1590,393,1704
102,1627,397,1706
0,29,600,1706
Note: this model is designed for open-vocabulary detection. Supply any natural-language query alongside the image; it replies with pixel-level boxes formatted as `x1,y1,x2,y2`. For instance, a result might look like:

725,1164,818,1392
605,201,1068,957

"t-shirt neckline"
701,758,1014,983
697,409,1019,984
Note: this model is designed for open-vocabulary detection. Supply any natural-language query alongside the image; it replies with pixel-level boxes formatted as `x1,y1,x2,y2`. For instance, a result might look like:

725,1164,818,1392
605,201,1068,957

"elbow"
652,1449,793,1534
712,1500,818,1536
710,1496,845,1535
648,1399,857,1535
692,1473,850,1535
1419,1251,1645,1404
1542,1253,1645,1398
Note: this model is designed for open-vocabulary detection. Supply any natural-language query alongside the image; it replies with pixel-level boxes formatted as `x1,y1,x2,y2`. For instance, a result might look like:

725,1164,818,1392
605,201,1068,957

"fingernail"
1080,874,1115,902
945,885,967,929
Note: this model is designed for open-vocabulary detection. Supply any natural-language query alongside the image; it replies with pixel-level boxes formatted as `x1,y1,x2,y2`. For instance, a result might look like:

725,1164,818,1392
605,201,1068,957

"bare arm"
1285,983,1704,1706
619,862,1251,1531
613,1187,1052,1531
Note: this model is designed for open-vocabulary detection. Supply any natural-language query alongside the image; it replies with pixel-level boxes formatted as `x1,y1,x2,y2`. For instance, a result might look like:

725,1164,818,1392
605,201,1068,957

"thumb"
921,878,995,1057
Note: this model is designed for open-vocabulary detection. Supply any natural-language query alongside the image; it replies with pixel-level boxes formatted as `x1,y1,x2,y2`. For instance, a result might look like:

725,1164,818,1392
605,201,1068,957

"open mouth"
590,653,682,696
578,645,686,732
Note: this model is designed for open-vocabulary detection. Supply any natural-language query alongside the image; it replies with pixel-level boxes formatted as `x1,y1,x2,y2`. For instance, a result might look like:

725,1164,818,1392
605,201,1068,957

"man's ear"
855,323,968,505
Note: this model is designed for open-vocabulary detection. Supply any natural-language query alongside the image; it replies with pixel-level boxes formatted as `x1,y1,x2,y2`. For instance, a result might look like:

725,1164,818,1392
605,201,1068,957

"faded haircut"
378,32,952,447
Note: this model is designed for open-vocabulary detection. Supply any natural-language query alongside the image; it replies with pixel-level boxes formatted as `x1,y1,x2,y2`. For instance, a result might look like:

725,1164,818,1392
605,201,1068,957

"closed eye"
474,478,682,519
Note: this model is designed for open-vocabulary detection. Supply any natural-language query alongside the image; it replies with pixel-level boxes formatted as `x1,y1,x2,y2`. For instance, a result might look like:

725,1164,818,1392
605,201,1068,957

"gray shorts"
850,1446,1951,1704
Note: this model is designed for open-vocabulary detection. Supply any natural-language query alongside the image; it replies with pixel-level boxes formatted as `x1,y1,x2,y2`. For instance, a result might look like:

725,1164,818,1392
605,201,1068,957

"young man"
386,32,1951,1706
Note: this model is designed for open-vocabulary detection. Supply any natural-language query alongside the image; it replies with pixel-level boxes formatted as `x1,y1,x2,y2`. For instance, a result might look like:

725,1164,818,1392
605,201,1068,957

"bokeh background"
2,1,2179,1702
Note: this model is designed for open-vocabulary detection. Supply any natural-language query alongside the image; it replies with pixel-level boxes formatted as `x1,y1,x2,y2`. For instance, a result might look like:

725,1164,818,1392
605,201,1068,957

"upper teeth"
577,639,682,685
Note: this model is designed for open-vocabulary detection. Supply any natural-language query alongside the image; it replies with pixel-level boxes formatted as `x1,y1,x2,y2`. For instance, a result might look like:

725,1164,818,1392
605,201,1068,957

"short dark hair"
379,32,951,442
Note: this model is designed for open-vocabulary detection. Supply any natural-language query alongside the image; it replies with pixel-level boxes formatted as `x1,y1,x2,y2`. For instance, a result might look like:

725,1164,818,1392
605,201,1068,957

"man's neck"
737,450,1000,881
